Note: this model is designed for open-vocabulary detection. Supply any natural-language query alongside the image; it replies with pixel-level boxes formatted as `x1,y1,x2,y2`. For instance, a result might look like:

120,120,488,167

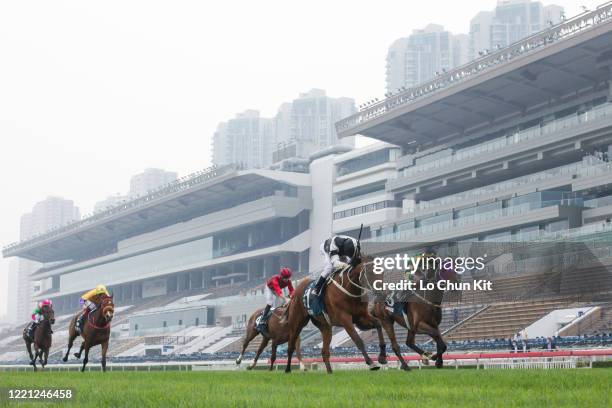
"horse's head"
438,266,460,288
100,295,115,323
41,304,55,325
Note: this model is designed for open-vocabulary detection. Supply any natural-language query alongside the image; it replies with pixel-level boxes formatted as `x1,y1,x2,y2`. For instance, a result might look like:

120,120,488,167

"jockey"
76,284,110,333
27,299,53,338
312,235,361,297
260,267,294,326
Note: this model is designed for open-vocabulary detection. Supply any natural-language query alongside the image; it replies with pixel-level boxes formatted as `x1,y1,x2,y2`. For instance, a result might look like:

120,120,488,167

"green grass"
0,369,610,407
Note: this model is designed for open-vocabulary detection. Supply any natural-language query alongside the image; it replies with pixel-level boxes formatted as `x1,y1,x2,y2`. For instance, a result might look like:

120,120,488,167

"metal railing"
402,102,612,179
369,199,581,242
336,1,612,134
415,155,612,214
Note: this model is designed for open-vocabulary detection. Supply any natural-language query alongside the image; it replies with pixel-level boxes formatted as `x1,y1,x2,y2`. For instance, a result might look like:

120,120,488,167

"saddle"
255,304,285,336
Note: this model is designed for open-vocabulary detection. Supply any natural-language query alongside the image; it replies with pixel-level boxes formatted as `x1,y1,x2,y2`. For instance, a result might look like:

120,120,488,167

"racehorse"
235,302,306,371
22,304,55,371
372,265,459,368
63,294,114,372
284,257,381,373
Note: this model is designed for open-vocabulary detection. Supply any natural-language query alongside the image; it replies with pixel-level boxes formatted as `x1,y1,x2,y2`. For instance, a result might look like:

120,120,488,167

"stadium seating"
446,298,571,341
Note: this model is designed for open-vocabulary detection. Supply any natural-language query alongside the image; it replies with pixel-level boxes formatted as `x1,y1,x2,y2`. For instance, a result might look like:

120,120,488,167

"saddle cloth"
303,280,327,317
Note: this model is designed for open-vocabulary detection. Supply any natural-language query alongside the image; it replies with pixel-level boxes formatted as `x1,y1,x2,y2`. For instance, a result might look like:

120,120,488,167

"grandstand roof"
2,166,310,263
336,4,612,146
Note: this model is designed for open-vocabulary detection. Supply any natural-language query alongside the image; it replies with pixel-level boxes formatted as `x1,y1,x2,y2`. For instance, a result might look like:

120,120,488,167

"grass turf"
0,368,610,407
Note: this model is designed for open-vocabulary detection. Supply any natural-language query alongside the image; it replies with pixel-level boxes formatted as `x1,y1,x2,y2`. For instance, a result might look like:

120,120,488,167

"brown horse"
373,266,459,368
22,304,55,371
63,295,114,372
284,258,381,373
235,303,306,371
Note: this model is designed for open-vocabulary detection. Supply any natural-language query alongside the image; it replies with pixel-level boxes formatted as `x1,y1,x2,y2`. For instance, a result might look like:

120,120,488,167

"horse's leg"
295,336,306,371
284,314,309,374
25,340,35,365
237,328,258,365
384,320,409,371
352,314,381,370
37,349,44,369
63,331,77,362
269,341,278,371
80,344,90,372
101,341,109,372
43,348,49,368
247,336,269,371
32,344,39,371
417,322,447,368
375,318,388,365
320,324,333,374
406,329,430,365
74,342,84,359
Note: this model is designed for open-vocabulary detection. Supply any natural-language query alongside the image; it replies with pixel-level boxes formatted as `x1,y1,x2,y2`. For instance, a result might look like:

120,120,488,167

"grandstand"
2,3,612,366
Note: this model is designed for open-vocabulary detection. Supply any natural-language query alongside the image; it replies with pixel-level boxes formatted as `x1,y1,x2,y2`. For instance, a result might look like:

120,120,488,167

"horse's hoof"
246,365,254,371
284,369,291,374
378,355,388,365
235,359,241,365
74,353,81,359
62,357,68,362
400,363,411,371
368,363,380,371
435,360,443,369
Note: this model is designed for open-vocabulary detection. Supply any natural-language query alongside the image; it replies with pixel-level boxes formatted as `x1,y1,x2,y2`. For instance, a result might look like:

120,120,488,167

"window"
336,148,395,176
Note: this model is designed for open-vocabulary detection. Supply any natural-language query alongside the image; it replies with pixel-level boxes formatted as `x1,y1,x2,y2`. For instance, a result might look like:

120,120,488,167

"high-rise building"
212,110,274,169
6,259,18,323
469,0,564,60
129,168,178,198
14,197,80,321
386,24,469,94
212,90,356,169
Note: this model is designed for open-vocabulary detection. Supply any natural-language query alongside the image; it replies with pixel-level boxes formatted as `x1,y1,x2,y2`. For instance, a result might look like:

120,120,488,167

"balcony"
388,103,612,193
411,156,612,217
368,199,582,243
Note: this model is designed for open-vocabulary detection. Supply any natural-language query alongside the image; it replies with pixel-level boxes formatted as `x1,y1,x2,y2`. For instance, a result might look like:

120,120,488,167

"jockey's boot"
27,322,37,340
259,305,271,328
76,312,86,334
312,275,326,297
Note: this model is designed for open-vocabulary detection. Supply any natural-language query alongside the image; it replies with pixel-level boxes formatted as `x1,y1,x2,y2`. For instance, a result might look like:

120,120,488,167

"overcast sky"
0,0,592,317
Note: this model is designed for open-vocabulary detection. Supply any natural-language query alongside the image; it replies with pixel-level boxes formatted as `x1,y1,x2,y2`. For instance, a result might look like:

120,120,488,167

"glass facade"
401,102,612,179
336,148,398,176
59,211,309,295
335,181,386,205
371,191,582,242
416,156,612,214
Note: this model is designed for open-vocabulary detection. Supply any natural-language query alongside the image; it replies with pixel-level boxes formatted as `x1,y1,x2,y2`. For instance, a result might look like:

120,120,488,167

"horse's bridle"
330,260,376,298
88,298,114,330
405,268,450,309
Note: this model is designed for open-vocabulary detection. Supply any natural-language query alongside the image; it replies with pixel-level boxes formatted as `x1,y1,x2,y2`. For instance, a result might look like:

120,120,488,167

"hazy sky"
0,0,592,317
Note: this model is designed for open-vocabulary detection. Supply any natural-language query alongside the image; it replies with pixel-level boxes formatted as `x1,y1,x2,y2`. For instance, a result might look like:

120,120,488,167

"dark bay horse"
22,304,55,371
284,258,381,373
235,302,305,371
63,295,114,372
372,266,459,368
